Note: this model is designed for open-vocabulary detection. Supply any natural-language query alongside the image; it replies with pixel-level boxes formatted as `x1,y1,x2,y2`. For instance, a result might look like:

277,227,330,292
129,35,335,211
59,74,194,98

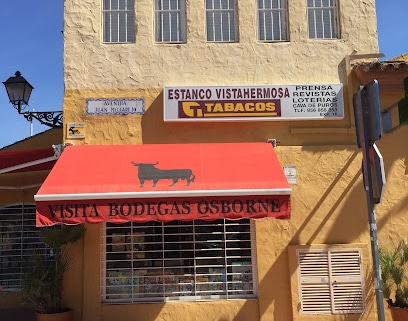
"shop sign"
284,166,297,184
164,84,344,121
86,98,144,115
67,123,85,139
36,195,291,225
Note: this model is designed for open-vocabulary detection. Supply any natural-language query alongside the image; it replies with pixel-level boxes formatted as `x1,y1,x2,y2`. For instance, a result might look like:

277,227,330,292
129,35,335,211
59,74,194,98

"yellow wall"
63,141,405,321
64,133,408,321
63,0,378,90
59,0,405,320
3,0,405,320
0,128,62,152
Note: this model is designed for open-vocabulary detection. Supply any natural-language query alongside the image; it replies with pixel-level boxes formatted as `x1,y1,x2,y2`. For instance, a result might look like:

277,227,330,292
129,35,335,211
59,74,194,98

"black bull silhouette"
131,161,195,187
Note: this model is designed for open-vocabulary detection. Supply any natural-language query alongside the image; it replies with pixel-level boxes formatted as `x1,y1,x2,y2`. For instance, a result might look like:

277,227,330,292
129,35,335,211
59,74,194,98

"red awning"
35,142,291,226
0,146,60,174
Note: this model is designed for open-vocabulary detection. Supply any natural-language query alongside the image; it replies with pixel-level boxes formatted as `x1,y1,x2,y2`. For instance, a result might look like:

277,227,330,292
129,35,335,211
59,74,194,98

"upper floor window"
257,0,288,42
154,0,186,43
103,0,135,43
206,0,238,42
307,0,339,39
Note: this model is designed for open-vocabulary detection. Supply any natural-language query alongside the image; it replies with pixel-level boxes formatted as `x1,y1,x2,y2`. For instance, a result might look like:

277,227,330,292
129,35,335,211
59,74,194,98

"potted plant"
380,239,408,321
22,224,86,321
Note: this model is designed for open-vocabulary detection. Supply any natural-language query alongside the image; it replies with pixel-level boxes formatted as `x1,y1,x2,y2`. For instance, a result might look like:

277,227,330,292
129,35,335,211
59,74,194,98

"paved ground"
0,308,36,321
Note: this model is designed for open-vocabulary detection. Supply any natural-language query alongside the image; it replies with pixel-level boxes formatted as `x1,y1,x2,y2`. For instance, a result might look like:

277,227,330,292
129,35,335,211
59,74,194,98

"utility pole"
353,80,386,321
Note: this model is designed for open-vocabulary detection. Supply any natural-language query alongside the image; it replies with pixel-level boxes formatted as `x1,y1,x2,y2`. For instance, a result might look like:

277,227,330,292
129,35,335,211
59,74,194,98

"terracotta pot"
390,306,408,321
36,309,73,321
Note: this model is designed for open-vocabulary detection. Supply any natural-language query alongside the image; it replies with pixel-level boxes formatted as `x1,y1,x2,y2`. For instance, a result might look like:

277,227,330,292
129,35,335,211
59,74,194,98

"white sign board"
86,98,144,115
284,166,297,184
371,143,386,204
164,84,344,121
67,123,85,139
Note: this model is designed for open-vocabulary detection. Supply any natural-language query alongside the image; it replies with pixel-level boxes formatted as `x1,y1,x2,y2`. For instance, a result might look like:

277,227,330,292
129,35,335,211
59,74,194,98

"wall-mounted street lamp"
2,71,63,128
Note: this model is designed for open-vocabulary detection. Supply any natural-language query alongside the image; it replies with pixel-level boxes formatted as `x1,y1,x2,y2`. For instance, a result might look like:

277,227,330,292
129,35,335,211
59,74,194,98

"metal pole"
361,117,385,321
30,109,34,136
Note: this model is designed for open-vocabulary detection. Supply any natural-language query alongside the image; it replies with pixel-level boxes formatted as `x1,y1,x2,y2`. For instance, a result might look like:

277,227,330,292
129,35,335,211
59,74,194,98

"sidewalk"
0,308,36,321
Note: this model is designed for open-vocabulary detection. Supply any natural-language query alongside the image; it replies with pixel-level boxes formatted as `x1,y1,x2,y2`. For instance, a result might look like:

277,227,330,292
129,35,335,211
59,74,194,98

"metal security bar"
101,219,256,302
155,0,186,43
103,0,135,43
307,0,339,39
257,0,288,42
0,204,49,291
206,0,237,42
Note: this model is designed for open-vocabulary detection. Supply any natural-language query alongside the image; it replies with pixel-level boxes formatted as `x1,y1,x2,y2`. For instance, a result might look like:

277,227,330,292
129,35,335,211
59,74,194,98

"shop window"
101,219,256,302
297,248,365,314
0,204,49,291
307,0,339,39
102,0,135,43
205,0,238,42
154,0,186,43
257,0,288,42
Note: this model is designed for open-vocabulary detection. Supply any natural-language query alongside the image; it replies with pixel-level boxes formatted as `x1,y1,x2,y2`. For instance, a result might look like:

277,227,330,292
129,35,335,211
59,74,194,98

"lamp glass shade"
2,71,34,106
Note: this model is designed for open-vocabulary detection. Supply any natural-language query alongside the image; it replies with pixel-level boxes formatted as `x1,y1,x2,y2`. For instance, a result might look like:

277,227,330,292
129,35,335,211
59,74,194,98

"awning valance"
0,146,60,174
35,142,291,226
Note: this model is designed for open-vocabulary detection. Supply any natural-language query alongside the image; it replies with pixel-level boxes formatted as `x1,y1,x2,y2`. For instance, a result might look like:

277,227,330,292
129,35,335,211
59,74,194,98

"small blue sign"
86,98,145,115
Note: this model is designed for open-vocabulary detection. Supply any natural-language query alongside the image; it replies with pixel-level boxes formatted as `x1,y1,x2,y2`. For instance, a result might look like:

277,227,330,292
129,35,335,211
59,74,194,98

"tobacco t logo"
178,100,280,118
131,161,195,187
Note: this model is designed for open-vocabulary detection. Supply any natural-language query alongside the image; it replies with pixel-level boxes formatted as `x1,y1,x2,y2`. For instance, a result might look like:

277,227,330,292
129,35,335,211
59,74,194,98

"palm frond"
22,224,86,313
380,239,408,308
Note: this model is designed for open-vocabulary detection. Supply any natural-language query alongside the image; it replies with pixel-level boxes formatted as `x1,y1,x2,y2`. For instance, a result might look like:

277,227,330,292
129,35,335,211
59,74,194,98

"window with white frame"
154,0,186,43
206,0,238,42
297,248,365,314
103,0,135,43
257,0,288,42
0,204,50,291
307,0,339,39
101,219,256,302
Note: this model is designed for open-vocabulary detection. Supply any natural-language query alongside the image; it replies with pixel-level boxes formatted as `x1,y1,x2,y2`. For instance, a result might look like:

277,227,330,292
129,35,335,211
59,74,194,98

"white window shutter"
297,248,365,314
298,250,332,313
330,250,365,313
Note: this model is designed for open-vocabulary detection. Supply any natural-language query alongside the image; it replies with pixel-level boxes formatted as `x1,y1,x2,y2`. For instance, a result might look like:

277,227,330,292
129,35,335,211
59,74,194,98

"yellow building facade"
1,1,408,321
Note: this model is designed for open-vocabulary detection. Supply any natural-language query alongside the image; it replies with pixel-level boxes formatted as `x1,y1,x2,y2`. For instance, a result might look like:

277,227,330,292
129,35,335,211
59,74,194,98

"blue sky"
0,0,407,148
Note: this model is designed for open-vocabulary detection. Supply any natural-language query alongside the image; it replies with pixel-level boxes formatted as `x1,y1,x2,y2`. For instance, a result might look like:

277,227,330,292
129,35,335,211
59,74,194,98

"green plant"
22,224,86,314
380,239,408,309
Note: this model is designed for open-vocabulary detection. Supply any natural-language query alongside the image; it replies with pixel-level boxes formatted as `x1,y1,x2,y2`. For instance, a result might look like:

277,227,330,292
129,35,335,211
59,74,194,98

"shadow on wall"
232,137,405,320
139,90,407,320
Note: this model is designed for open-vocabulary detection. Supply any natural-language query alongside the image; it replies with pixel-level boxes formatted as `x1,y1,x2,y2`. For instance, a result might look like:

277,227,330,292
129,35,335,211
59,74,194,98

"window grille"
206,0,238,42
155,0,186,43
103,0,135,43
101,219,256,302
307,0,339,39
257,0,288,42
297,248,365,314
0,204,49,291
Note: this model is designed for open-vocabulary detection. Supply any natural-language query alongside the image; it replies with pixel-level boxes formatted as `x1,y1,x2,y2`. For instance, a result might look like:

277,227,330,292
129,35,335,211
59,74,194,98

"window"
154,0,186,43
103,0,135,43
0,204,49,291
257,0,288,42
307,0,339,39
297,248,365,314
206,0,237,42
101,219,255,302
